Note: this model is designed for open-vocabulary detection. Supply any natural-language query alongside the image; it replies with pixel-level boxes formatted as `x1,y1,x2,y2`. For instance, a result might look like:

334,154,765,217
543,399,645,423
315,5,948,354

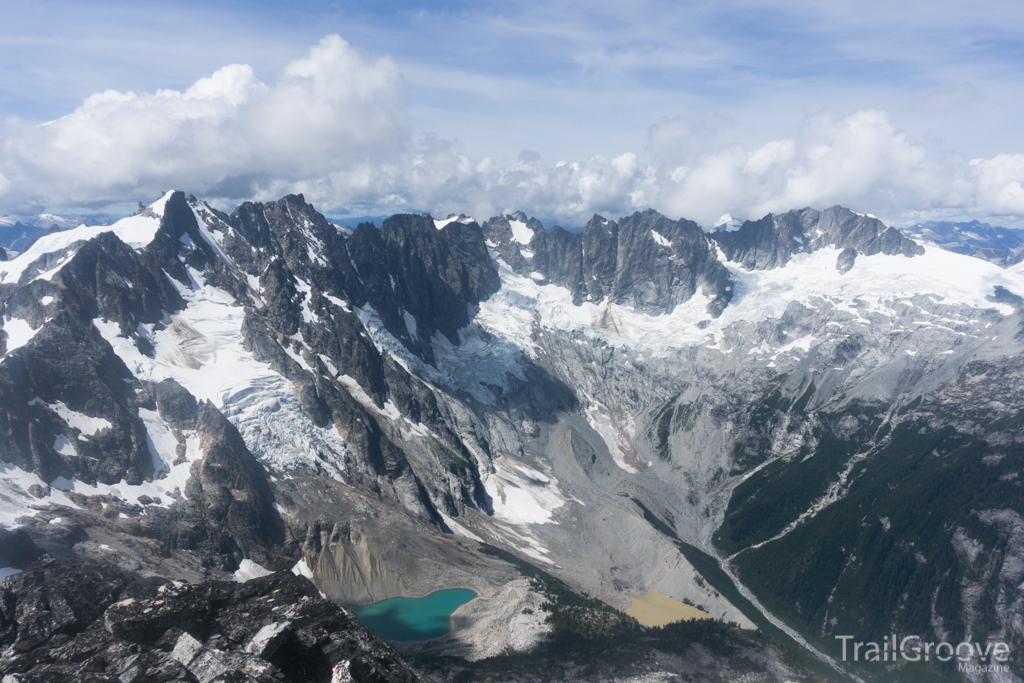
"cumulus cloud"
0,35,406,211
972,154,1024,216
656,110,961,225
3,35,1024,229
231,106,1024,229
343,109,1017,228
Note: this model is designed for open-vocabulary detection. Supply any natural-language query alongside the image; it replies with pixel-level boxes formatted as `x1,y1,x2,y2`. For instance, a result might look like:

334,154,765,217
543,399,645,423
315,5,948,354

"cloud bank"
0,36,406,210
2,35,1024,228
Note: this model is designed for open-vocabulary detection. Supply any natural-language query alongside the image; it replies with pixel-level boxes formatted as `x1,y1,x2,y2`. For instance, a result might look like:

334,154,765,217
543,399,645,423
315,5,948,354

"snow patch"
0,462,82,527
233,558,274,582
52,435,76,457
770,335,815,362
403,310,418,338
584,397,643,473
324,293,350,312
439,512,484,542
149,190,174,217
483,457,565,526
38,400,112,438
2,318,40,354
434,214,475,230
291,559,314,579
318,354,339,378
650,230,671,248
509,219,534,245
293,277,316,324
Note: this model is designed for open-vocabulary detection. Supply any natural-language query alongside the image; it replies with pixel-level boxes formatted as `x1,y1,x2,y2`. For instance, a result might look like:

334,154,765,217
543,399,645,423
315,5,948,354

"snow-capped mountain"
907,219,1024,267
1,191,1022,682
0,212,121,254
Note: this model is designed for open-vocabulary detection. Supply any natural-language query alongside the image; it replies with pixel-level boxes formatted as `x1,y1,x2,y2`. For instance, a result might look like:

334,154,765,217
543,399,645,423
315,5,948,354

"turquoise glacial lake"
352,588,476,641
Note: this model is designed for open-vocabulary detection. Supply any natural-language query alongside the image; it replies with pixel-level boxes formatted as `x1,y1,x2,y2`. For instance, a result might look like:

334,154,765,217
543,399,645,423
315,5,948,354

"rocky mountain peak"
483,208,733,317
713,205,924,271
610,209,732,316
349,212,500,361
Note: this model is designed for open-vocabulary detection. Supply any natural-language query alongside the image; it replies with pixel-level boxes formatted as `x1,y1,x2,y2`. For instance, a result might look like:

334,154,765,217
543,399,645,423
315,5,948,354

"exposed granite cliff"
483,209,733,316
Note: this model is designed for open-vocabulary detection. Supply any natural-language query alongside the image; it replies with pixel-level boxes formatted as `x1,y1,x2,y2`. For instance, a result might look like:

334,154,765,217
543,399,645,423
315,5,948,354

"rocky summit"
0,558,421,682
0,191,1022,682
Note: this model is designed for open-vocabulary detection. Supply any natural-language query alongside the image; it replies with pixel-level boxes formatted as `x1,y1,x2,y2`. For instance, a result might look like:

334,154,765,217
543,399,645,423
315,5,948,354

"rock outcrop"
0,558,421,682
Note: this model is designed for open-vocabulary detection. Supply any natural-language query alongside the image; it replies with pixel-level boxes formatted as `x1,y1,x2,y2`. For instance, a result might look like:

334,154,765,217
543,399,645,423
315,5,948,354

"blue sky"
2,0,1024,226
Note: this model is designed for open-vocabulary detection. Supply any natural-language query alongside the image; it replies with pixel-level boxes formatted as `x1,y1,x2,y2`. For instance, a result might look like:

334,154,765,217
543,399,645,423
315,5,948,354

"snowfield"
475,244,1024,358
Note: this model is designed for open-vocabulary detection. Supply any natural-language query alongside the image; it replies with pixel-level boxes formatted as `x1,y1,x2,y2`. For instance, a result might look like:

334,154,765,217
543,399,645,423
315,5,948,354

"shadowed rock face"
0,558,421,683
0,529,44,570
187,400,291,569
713,206,923,271
483,209,734,316
0,312,155,487
369,213,501,358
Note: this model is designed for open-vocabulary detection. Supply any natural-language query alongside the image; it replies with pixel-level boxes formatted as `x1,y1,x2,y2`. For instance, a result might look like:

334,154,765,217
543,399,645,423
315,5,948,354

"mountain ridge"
1,190,1022,681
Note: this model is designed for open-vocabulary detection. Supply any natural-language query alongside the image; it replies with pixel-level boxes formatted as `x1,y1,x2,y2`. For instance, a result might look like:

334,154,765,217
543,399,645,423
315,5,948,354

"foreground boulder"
0,558,421,683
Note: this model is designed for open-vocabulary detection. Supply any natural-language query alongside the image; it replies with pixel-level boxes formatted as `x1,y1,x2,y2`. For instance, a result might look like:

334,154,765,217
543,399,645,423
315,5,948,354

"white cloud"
972,154,1024,216
356,108,1014,229
0,35,406,211
2,35,1024,229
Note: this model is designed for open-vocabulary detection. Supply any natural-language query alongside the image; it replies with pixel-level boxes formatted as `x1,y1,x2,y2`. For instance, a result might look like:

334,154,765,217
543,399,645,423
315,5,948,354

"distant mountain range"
0,213,121,254
906,219,1024,267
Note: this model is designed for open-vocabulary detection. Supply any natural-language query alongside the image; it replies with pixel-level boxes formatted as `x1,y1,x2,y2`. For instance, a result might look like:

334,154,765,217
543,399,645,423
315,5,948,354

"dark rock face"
612,210,732,316
0,529,44,570
835,246,857,274
581,215,620,304
712,209,818,271
346,214,501,363
206,195,500,368
0,313,156,487
0,559,421,683
152,377,199,428
186,401,292,570
483,209,733,316
0,247,7,262
713,206,923,271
